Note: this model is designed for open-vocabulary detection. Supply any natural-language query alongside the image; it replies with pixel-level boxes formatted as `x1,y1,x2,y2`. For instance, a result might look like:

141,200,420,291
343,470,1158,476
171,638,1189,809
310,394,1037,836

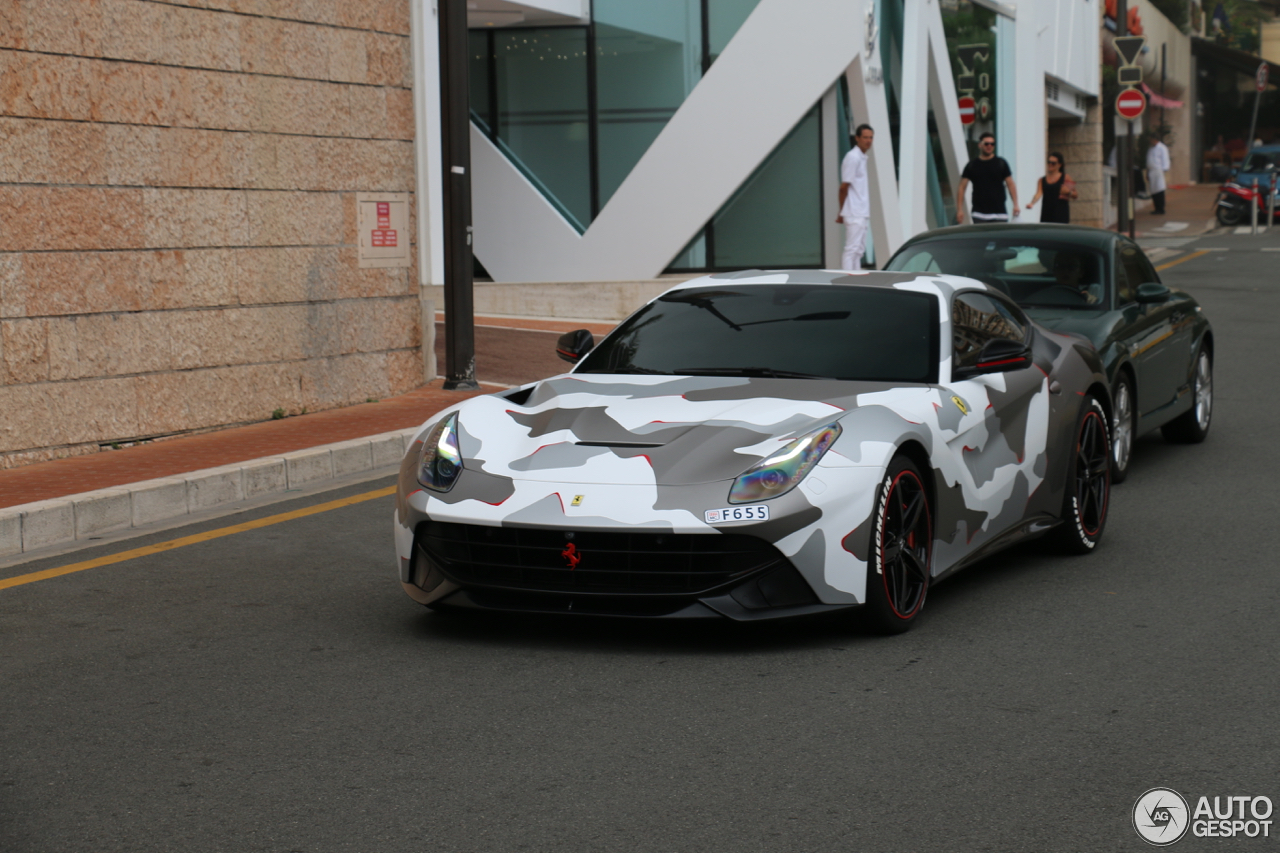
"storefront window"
711,107,823,268
493,28,592,228
707,0,762,65
940,0,998,158
594,0,703,210
470,0,824,269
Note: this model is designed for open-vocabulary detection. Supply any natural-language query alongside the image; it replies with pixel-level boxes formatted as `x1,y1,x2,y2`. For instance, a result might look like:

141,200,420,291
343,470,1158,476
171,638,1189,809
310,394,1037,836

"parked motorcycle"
1215,180,1271,227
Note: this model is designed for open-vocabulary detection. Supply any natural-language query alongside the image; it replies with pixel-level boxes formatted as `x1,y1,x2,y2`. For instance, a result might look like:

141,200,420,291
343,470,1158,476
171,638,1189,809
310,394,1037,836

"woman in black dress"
1026,151,1077,223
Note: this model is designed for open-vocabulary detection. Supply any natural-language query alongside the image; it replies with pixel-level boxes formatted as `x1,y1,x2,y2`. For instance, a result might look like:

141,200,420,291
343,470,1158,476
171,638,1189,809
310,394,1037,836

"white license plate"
704,505,770,524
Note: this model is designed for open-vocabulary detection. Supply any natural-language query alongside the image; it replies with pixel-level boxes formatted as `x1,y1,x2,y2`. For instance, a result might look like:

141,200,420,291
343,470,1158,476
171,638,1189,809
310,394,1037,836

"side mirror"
954,338,1033,379
1135,282,1171,304
555,329,595,364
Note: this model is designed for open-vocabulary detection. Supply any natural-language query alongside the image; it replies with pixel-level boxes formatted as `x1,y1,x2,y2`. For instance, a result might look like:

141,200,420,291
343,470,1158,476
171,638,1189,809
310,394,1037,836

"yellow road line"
1155,249,1210,271
0,485,396,592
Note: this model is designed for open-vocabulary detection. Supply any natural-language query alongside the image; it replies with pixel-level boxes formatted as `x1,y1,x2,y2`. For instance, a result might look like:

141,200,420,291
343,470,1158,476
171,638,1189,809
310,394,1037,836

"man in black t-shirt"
956,132,1020,223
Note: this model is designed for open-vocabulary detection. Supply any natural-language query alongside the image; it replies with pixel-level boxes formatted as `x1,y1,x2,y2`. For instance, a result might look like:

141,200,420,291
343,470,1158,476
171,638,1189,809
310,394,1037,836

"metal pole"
438,0,479,391
1116,0,1130,236
1268,177,1276,229
1129,122,1136,240
1251,177,1259,235
1245,74,1263,161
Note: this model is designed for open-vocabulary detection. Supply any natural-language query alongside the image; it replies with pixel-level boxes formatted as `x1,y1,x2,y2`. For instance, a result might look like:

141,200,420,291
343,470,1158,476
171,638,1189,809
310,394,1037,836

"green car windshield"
887,239,1110,311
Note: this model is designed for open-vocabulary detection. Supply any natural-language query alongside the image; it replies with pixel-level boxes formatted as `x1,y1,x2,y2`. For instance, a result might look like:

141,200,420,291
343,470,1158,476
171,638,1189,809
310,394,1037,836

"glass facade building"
469,0,832,271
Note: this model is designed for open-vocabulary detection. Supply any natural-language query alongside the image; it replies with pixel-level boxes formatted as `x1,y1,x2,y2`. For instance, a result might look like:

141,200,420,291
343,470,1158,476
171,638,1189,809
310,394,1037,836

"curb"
0,427,423,559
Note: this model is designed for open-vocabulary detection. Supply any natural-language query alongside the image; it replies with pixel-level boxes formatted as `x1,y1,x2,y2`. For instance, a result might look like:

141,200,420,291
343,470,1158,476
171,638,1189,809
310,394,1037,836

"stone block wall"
0,0,421,468
1049,101,1106,228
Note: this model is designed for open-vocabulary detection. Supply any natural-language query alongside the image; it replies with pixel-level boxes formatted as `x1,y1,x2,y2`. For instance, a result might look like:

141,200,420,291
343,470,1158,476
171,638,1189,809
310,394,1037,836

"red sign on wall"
371,229,397,247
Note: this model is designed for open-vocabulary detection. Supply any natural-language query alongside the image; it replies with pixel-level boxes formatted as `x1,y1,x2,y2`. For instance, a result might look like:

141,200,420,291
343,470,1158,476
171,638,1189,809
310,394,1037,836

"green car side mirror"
1136,282,1171,304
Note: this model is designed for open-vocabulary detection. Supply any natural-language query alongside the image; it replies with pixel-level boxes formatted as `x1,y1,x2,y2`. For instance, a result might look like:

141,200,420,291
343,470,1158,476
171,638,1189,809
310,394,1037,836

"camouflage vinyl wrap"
394,271,1107,611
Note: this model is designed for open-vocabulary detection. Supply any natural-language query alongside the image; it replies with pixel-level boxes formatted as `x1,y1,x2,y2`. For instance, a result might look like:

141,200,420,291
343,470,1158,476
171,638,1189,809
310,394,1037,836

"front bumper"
400,520,851,622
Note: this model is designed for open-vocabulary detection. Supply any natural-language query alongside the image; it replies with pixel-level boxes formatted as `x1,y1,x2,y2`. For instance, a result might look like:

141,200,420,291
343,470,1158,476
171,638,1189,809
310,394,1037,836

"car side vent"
504,385,536,405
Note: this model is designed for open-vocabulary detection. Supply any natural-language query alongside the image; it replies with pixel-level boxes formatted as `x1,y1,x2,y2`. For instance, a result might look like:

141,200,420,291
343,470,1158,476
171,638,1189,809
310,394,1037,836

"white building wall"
421,0,1102,284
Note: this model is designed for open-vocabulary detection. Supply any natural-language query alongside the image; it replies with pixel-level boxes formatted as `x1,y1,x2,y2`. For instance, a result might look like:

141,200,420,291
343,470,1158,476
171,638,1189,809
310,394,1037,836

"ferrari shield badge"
951,395,969,416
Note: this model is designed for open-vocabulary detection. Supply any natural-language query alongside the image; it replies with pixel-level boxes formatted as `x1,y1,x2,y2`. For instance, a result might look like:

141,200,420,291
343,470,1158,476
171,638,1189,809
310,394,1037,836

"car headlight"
417,413,463,492
728,423,842,504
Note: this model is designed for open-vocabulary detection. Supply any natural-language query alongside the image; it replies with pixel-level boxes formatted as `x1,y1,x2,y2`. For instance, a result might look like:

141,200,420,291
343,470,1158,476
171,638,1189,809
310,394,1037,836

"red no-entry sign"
958,95,976,125
1116,88,1146,120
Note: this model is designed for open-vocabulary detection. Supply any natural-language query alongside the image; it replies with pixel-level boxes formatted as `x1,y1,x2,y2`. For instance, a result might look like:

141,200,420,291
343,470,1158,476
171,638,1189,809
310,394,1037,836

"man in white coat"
1147,133,1171,214
837,124,874,270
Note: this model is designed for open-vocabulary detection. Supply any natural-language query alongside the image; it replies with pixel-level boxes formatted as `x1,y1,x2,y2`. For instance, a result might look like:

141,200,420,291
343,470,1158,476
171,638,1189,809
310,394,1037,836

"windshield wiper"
676,366,830,380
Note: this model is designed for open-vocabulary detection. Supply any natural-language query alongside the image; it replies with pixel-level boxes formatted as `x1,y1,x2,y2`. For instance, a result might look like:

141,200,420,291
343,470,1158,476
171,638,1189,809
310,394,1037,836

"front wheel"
1048,395,1111,554
1162,348,1213,443
1216,200,1244,227
864,457,932,634
1110,374,1136,484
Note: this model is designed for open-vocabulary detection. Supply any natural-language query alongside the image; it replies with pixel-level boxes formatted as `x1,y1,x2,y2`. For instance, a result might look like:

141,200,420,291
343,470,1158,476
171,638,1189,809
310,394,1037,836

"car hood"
1023,309,1115,349
448,373,900,486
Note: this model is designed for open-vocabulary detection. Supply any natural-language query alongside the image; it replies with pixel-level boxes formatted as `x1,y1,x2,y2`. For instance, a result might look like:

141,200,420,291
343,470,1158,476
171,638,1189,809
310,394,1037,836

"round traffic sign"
958,95,976,126
1116,88,1146,120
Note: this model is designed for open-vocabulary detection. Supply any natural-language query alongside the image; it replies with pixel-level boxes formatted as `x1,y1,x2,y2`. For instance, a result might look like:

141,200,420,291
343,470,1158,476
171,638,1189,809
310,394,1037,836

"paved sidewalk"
1128,183,1220,240
0,380,491,511
0,379,497,558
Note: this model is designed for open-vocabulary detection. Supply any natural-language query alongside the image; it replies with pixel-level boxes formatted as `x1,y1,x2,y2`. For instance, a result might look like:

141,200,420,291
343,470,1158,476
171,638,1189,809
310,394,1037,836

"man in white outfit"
837,124,873,270
1146,132,1171,214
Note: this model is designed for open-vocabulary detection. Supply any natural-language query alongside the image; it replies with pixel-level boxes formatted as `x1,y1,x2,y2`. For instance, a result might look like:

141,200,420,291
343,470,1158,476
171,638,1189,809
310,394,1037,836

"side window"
1117,243,1153,305
1114,253,1134,305
952,292,1027,370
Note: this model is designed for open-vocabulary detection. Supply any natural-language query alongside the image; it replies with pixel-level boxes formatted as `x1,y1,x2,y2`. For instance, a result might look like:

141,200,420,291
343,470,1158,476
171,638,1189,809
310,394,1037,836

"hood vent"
575,441,664,448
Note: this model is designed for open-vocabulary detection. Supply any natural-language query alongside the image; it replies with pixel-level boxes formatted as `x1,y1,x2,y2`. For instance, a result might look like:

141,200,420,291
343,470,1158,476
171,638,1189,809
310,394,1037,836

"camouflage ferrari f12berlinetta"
394,270,1113,632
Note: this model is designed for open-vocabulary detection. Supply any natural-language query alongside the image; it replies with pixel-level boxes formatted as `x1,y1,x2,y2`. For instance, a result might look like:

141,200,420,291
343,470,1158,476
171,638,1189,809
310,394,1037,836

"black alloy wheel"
865,457,932,634
1051,395,1111,554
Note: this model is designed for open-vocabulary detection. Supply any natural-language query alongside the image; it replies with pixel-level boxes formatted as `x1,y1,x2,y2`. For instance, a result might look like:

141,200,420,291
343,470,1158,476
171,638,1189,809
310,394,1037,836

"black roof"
896,223,1121,253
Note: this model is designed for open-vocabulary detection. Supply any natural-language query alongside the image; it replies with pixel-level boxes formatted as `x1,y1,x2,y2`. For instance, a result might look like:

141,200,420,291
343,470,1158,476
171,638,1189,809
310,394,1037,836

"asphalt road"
3,236,1278,853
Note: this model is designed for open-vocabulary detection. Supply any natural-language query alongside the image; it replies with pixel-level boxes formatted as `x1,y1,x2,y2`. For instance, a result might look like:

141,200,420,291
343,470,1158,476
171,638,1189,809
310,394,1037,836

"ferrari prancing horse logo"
561,542,581,570
951,395,969,415
571,494,584,506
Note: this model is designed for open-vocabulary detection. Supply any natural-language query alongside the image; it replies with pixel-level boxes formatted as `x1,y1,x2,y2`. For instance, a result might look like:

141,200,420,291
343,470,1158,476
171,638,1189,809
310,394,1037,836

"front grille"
418,521,786,596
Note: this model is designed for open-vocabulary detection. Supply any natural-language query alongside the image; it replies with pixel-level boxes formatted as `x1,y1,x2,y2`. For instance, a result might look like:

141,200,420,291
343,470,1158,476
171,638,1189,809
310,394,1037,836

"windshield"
887,238,1110,311
1241,152,1277,173
575,284,939,383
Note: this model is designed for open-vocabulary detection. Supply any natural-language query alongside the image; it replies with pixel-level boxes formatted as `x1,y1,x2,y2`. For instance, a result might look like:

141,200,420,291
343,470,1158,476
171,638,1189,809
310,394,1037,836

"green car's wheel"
1162,348,1212,444
864,456,932,634
1110,373,1135,484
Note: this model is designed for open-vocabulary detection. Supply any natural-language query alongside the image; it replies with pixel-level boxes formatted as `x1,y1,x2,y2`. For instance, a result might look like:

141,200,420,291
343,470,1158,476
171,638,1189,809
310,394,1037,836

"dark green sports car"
885,224,1213,482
